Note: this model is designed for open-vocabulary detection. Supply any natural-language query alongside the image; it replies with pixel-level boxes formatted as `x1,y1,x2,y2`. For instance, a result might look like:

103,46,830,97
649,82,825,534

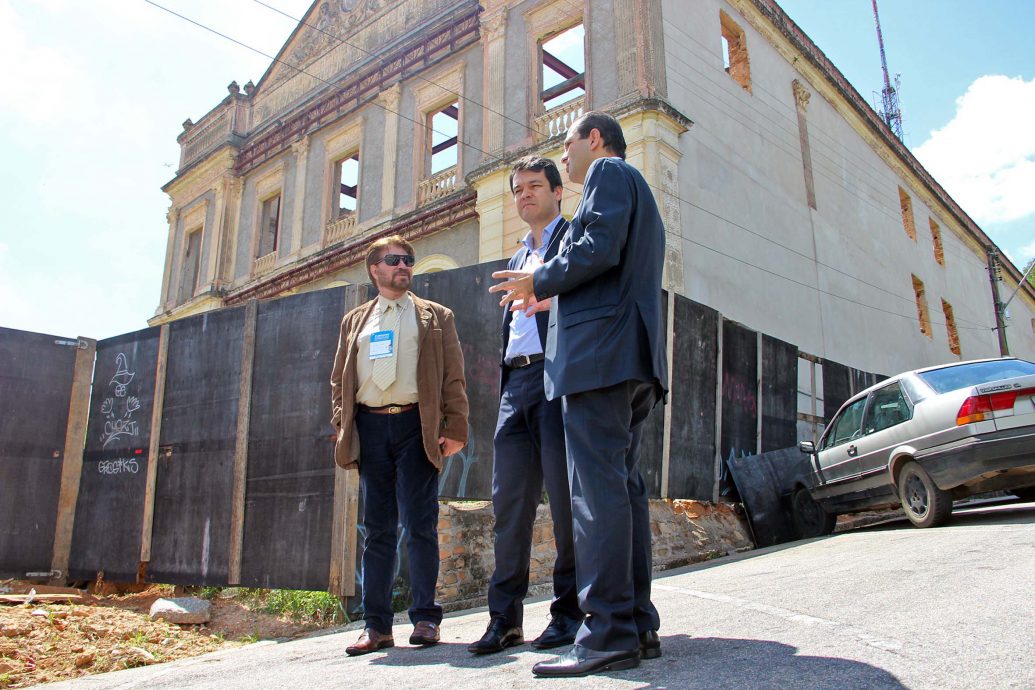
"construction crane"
872,0,903,140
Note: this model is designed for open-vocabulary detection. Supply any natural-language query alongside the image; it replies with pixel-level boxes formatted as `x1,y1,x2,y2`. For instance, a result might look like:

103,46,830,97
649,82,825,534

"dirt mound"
0,582,331,688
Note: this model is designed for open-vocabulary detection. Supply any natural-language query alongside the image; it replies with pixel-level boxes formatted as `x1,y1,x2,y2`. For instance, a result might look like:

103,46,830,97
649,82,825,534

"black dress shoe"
531,615,582,649
532,644,640,677
468,618,523,654
639,630,661,659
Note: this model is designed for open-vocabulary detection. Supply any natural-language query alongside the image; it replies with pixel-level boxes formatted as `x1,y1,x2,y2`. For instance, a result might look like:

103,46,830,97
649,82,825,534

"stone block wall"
435,499,753,612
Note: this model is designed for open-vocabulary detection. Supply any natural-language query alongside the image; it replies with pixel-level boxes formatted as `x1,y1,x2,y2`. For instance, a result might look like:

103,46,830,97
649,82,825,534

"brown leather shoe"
346,628,394,656
409,621,441,646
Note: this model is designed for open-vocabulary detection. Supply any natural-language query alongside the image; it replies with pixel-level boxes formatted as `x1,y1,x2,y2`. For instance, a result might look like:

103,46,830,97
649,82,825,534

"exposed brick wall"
435,499,753,612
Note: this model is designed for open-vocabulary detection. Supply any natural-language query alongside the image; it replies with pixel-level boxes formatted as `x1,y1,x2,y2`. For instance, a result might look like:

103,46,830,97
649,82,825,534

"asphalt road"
49,500,1035,690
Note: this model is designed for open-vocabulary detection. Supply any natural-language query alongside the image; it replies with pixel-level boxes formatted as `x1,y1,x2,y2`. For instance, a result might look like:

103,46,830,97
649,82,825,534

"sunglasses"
377,253,415,267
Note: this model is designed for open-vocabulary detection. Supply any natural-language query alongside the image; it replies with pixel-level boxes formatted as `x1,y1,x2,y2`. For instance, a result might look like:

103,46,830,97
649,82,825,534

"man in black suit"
468,156,582,655
490,112,667,677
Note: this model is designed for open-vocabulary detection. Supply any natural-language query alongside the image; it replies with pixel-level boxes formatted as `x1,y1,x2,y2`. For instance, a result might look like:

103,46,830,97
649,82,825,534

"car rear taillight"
956,387,1035,425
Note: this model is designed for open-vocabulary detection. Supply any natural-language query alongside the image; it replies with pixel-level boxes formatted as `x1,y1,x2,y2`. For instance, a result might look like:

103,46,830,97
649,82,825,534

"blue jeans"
356,407,442,634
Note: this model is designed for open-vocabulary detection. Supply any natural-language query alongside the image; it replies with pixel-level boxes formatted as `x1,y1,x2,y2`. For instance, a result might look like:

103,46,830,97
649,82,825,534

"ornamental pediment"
252,0,469,128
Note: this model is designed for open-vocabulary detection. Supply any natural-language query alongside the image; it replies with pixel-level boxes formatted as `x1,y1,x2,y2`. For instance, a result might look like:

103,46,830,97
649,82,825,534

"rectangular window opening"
941,299,960,356
429,101,459,175
541,23,585,112
257,193,281,258
929,217,944,265
180,227,202,302
720,10,751,92
898,187,917,241
912,274,932,338
335,154,359,218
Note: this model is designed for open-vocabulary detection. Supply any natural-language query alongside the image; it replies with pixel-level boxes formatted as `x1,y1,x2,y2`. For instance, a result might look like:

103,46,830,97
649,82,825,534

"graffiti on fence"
100,353,141,448
96,458,140,475
439,423,478,496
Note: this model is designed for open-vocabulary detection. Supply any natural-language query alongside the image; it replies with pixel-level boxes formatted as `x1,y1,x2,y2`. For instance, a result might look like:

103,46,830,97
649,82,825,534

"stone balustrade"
253,251,276,276
417,168,458,207
324,212,358,245
534,95,585,140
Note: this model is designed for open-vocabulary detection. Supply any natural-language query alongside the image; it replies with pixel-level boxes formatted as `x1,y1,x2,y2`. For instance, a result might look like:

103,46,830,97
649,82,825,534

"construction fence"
0,261,881,592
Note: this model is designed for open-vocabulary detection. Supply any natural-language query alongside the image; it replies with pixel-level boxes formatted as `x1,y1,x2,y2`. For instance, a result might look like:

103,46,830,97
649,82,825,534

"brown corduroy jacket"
330,292,469,471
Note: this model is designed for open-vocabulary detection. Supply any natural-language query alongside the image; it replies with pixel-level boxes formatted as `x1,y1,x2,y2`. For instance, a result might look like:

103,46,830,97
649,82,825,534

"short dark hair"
365,234,414,279
509,155,563,193
572,111,627,160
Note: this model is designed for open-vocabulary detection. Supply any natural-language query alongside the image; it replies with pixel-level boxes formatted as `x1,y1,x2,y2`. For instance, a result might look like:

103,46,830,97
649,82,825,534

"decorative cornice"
291,135,311,158
234,6,482,175
224,191,478,305
791,79,811,110
465,96,692,184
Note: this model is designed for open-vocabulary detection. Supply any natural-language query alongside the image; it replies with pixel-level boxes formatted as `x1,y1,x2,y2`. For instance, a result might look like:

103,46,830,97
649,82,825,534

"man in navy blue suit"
468,156,582,655
490,112,667,677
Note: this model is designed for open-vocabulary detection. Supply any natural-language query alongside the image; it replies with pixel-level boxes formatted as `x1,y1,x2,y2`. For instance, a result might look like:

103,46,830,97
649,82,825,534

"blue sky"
0,0,1031,340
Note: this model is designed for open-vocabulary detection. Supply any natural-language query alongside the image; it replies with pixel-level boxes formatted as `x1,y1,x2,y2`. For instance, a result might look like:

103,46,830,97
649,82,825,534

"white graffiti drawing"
111,353,135,397
97,458,140,475
100,352,142,448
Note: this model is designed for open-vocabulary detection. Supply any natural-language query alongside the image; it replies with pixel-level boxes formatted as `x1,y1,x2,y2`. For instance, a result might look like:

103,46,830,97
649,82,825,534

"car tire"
898,461,952,528
791,487,836,539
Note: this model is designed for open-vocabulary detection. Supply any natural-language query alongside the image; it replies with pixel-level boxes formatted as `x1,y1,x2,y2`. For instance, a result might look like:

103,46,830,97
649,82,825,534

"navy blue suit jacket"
500,219,568,393
533,158,668,400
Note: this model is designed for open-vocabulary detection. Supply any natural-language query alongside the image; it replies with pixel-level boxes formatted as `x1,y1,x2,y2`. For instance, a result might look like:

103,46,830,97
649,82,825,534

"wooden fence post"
138,325,170,579
228,300,258,585
50,337,97,585
329,286,364,597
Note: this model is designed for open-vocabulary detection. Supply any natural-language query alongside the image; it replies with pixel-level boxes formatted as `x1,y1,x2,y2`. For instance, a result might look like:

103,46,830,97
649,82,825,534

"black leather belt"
359,403,418,414
505,353,545,369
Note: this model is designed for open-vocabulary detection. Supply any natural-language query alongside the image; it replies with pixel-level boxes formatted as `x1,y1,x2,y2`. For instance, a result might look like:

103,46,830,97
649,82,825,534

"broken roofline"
751,0,1032,294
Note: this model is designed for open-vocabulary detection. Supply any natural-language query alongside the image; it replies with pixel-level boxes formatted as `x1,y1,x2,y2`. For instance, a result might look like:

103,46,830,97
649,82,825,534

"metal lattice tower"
872,0,903,140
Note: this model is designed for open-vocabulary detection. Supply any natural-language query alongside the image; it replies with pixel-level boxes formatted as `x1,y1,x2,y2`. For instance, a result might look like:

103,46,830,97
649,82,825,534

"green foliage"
1025,258,1034,288
259,589,347,624
238,633,260,644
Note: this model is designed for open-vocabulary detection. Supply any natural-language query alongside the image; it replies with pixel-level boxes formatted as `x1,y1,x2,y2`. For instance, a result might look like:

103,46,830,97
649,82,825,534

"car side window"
823,397,867,449
864,383,912,434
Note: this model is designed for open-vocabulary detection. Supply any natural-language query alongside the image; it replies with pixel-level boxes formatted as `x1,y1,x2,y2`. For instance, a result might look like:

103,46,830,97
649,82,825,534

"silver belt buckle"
387,405,403,414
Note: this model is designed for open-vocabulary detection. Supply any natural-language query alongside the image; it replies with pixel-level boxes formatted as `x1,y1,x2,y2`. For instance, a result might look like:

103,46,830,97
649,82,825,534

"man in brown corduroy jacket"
330,234,468,656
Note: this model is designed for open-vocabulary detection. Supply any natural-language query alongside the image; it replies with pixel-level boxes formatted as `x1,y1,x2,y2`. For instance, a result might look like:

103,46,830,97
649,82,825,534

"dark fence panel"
761,335,798,452
719,320,758,497
639,293,668,497
666,296,719,500
823,360,851,420
240,289,343,591
69,328,161,582
149,307,246,585
0,328,78,577
412,261,506,500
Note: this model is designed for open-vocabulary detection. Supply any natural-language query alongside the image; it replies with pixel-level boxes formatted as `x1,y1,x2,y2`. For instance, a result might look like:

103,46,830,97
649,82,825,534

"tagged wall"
1,261,834,590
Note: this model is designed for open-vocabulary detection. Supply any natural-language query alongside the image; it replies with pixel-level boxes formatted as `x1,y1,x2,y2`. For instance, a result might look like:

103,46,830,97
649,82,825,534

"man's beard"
385,272,411,291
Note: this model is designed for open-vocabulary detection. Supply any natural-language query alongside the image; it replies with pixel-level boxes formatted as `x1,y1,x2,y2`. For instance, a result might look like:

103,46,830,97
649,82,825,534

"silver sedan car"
795,357,1035,532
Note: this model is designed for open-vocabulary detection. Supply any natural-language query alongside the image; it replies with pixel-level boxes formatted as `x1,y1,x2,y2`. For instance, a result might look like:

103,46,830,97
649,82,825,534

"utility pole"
986,248,1009,356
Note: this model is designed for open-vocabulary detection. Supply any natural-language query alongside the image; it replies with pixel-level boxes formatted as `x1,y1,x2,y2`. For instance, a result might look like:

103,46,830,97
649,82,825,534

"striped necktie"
371,301,403,391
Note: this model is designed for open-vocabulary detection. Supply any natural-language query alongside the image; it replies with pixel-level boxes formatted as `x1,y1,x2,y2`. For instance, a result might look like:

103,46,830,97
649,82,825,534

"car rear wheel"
898,461,952,528
791,487,836,539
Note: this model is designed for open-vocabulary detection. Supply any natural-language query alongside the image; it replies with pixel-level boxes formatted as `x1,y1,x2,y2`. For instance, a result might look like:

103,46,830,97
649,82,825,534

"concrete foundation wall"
435,499,753,611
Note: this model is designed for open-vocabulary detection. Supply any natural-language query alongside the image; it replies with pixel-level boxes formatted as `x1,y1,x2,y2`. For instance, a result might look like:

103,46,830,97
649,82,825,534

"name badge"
369,330,394,359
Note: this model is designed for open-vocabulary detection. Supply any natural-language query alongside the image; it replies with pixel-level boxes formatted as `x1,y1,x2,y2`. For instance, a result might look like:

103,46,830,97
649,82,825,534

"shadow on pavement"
357,634,907,688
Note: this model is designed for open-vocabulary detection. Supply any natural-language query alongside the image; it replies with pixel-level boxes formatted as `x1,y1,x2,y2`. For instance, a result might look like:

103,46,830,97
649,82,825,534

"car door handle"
847,444,858,456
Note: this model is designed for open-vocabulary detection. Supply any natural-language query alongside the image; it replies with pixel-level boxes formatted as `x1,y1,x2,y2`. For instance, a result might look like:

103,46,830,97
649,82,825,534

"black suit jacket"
533,158,668,400
499,218,568,394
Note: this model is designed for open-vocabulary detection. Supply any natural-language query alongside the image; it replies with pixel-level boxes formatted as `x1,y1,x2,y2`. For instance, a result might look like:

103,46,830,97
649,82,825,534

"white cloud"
914,75,1035,225
1019,241,1035,264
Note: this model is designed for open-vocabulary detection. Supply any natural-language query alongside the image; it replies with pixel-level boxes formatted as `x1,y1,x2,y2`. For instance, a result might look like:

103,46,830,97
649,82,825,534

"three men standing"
331,235,469,656
491,111,668,677
468,157,582,655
